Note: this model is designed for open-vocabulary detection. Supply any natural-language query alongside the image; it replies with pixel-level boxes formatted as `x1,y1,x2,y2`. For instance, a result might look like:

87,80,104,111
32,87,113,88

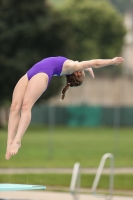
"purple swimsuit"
27,56,68,84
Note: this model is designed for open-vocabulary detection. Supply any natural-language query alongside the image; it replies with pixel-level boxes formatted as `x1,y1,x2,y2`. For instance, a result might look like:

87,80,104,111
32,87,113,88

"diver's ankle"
13,139,21,145
7,141,13,146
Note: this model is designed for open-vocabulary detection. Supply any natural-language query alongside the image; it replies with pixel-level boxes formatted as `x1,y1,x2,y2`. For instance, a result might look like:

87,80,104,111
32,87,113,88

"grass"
0,173,133,192
0,126,133,192
0,126,133,168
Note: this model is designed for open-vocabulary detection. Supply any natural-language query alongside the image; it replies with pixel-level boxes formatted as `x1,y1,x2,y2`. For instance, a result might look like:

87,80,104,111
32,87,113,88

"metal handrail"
91,153,114,200
70,162,80,200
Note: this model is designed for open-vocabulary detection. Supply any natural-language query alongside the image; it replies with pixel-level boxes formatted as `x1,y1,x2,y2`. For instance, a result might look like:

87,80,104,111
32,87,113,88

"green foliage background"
0,0,68,104
0,0,126,105
57,0,126,76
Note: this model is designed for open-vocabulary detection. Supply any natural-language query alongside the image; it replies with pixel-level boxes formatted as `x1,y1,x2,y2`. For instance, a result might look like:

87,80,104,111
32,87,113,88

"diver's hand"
112,57,124,65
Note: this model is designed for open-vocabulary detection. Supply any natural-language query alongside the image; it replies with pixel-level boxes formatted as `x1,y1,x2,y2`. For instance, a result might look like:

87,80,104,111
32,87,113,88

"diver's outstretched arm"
76,57,124,71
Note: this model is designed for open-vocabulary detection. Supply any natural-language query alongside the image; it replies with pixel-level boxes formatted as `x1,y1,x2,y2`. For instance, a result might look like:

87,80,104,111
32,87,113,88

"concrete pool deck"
0,191,132,200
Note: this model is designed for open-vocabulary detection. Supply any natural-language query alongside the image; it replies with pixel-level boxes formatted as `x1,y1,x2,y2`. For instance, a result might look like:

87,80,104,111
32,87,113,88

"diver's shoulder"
61,59,78,75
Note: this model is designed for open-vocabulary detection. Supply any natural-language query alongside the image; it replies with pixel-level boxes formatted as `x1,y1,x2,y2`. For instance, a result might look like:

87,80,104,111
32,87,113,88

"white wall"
48,77,133,106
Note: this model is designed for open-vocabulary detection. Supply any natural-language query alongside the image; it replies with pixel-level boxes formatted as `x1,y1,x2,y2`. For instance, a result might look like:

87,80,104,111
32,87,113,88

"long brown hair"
60,72,85,101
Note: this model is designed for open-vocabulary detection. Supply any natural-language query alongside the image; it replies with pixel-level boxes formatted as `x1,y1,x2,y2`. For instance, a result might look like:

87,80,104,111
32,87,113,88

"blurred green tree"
0,0,71,106
57,0,126,76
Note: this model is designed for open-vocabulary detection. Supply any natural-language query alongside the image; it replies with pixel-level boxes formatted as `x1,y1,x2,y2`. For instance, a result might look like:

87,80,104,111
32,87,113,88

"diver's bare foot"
5,141,21,160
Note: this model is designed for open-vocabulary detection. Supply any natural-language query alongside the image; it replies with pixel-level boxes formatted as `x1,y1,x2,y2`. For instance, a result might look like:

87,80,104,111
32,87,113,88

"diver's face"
73,70,85,77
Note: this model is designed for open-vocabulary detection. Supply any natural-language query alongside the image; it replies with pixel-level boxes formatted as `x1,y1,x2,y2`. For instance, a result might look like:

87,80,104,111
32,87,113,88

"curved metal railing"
91,153,114,200
70,162,80,200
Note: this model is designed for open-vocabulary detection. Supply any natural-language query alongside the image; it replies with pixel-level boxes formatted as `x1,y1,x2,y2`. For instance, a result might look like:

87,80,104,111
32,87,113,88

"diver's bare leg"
5,75,28,160
7,73,48,159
